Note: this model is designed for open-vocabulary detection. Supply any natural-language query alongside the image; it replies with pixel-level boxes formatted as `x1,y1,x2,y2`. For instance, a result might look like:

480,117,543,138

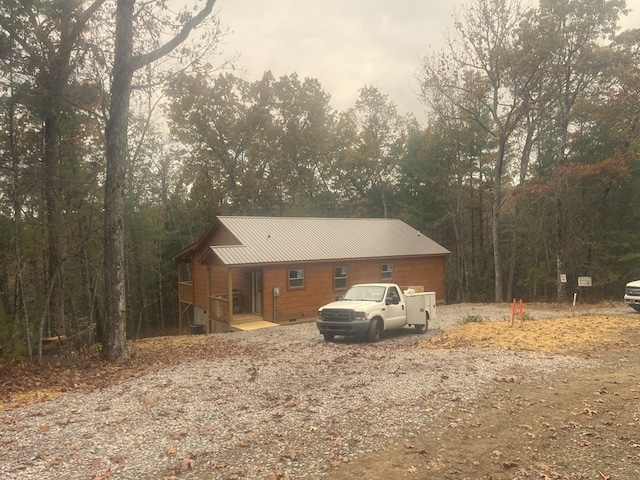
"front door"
252,271,262,315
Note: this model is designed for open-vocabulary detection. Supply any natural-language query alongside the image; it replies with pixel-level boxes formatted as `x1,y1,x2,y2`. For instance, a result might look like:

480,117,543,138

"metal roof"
207,216,450,266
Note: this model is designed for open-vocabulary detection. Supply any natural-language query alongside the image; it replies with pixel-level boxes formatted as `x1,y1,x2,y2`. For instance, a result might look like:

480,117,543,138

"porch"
206,293,276,330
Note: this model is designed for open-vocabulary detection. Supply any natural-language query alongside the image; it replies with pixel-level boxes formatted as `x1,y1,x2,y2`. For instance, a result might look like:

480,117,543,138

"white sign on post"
577,276,592,287
560,274,567,283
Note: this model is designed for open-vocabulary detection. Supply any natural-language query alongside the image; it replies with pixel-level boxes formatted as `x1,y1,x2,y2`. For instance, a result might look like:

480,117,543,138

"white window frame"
334,266,348,290
288,268,305,289
381,263,393,280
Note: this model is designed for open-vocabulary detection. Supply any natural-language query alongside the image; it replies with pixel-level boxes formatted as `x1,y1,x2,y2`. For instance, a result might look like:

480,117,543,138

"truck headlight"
354,311,367,321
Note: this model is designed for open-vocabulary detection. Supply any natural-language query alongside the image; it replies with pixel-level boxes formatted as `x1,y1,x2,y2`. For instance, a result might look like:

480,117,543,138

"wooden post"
207,263,212,333
178,265,183,335
227,268,233,325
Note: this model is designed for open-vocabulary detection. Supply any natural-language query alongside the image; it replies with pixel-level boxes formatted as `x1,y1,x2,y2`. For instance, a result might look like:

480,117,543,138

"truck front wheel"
367,318,381,342
414,313,429,334
323,333,335,341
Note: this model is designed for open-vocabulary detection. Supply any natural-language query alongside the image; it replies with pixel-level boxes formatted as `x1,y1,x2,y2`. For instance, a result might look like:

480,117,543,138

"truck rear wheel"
367,318,381,342
414,313,429,334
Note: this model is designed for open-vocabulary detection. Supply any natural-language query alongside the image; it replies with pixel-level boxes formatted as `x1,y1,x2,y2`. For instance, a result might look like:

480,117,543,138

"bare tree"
533,0,625,302
419,0,538,302
102,0,217,361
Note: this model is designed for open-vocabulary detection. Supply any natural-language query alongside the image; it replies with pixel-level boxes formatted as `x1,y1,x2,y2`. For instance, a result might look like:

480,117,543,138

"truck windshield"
343,285,385,302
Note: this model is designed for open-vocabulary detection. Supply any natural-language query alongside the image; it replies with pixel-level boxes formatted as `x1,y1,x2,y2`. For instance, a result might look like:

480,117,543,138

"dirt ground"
2,311,640,479
329,314,640,480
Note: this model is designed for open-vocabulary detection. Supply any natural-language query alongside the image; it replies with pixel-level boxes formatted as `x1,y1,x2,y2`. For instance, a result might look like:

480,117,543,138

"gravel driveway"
0,302,628,479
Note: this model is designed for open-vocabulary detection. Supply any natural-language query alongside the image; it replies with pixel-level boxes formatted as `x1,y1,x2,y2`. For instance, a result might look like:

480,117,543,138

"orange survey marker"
519,300,524,320
510,299,524,327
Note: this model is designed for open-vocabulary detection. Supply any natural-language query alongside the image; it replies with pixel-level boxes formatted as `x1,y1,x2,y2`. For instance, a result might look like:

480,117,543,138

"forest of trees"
1,0,639,361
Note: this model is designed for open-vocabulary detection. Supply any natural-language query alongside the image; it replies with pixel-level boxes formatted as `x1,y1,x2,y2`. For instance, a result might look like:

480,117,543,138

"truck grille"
627,286,640,296
321,309,354,322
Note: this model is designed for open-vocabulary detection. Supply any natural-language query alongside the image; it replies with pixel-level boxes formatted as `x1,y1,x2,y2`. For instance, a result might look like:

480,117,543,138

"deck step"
231,320,280,331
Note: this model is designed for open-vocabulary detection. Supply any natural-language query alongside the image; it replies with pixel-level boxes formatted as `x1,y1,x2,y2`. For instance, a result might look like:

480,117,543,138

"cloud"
216,0,639,119
217,0,452,118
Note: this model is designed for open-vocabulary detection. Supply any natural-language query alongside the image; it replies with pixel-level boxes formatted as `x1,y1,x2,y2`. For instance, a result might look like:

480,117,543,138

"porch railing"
209,295,230,323
179,281,193,304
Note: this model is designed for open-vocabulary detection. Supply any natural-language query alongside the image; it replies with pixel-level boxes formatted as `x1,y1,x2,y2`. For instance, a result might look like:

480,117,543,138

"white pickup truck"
624,280,640,311
316,283,436,342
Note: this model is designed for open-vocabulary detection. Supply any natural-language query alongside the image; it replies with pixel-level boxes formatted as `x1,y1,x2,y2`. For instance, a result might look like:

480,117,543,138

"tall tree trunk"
492,138,507,303
101,0,217,360
555,121,569,303
41,10,70,338
381,188,388,218
43,105,64,336
102,0,134,361
555,193,566,302
32,0,107,339
507,115,535,301
9,71,23,332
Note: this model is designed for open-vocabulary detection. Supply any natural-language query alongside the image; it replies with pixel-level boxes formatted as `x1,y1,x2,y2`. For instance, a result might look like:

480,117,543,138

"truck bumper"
625,295,640,307
316,319,371,337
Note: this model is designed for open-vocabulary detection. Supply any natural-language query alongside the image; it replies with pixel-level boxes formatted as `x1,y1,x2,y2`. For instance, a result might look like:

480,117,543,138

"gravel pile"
0,303,627,479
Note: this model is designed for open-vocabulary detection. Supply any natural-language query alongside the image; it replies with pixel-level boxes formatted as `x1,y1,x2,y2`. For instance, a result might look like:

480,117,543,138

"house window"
334,266,348,290
289,269,304,289
381,263,393,280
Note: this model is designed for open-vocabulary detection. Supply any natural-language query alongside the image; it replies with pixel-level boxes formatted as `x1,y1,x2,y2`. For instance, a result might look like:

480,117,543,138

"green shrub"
462,314,486,324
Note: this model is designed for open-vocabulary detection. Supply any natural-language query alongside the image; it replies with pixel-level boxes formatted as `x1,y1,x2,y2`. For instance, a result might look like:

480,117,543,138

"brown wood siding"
210,225,240,246
383,257,446,299
192,259,210,309
208,265,227,297
261,256,447,323
263,264,334,323
332,257,446,301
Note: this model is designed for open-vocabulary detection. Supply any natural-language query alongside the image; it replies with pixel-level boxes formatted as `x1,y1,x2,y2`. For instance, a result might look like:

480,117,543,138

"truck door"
383,286,406,329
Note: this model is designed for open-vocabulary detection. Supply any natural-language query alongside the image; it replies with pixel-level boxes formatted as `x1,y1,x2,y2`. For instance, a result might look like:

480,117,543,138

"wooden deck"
230,313,279,332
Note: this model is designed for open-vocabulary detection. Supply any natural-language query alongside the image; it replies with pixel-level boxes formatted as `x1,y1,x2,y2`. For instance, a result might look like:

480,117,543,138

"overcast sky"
215,0,640,121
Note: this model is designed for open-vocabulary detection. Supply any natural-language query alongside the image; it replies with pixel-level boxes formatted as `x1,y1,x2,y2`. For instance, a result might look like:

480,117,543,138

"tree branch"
133,0,217,70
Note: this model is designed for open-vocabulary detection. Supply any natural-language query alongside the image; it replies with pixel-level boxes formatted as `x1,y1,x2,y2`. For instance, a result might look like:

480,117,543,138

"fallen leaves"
422,315,633,354
265,469,292,480
165,454,196,478
1,335,235,411
282,449,299,461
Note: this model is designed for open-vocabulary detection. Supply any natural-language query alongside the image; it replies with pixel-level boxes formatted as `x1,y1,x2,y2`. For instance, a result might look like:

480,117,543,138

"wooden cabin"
173,216,450,333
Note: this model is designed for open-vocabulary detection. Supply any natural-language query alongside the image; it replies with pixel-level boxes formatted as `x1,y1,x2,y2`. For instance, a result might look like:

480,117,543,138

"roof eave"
205,251,450,268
